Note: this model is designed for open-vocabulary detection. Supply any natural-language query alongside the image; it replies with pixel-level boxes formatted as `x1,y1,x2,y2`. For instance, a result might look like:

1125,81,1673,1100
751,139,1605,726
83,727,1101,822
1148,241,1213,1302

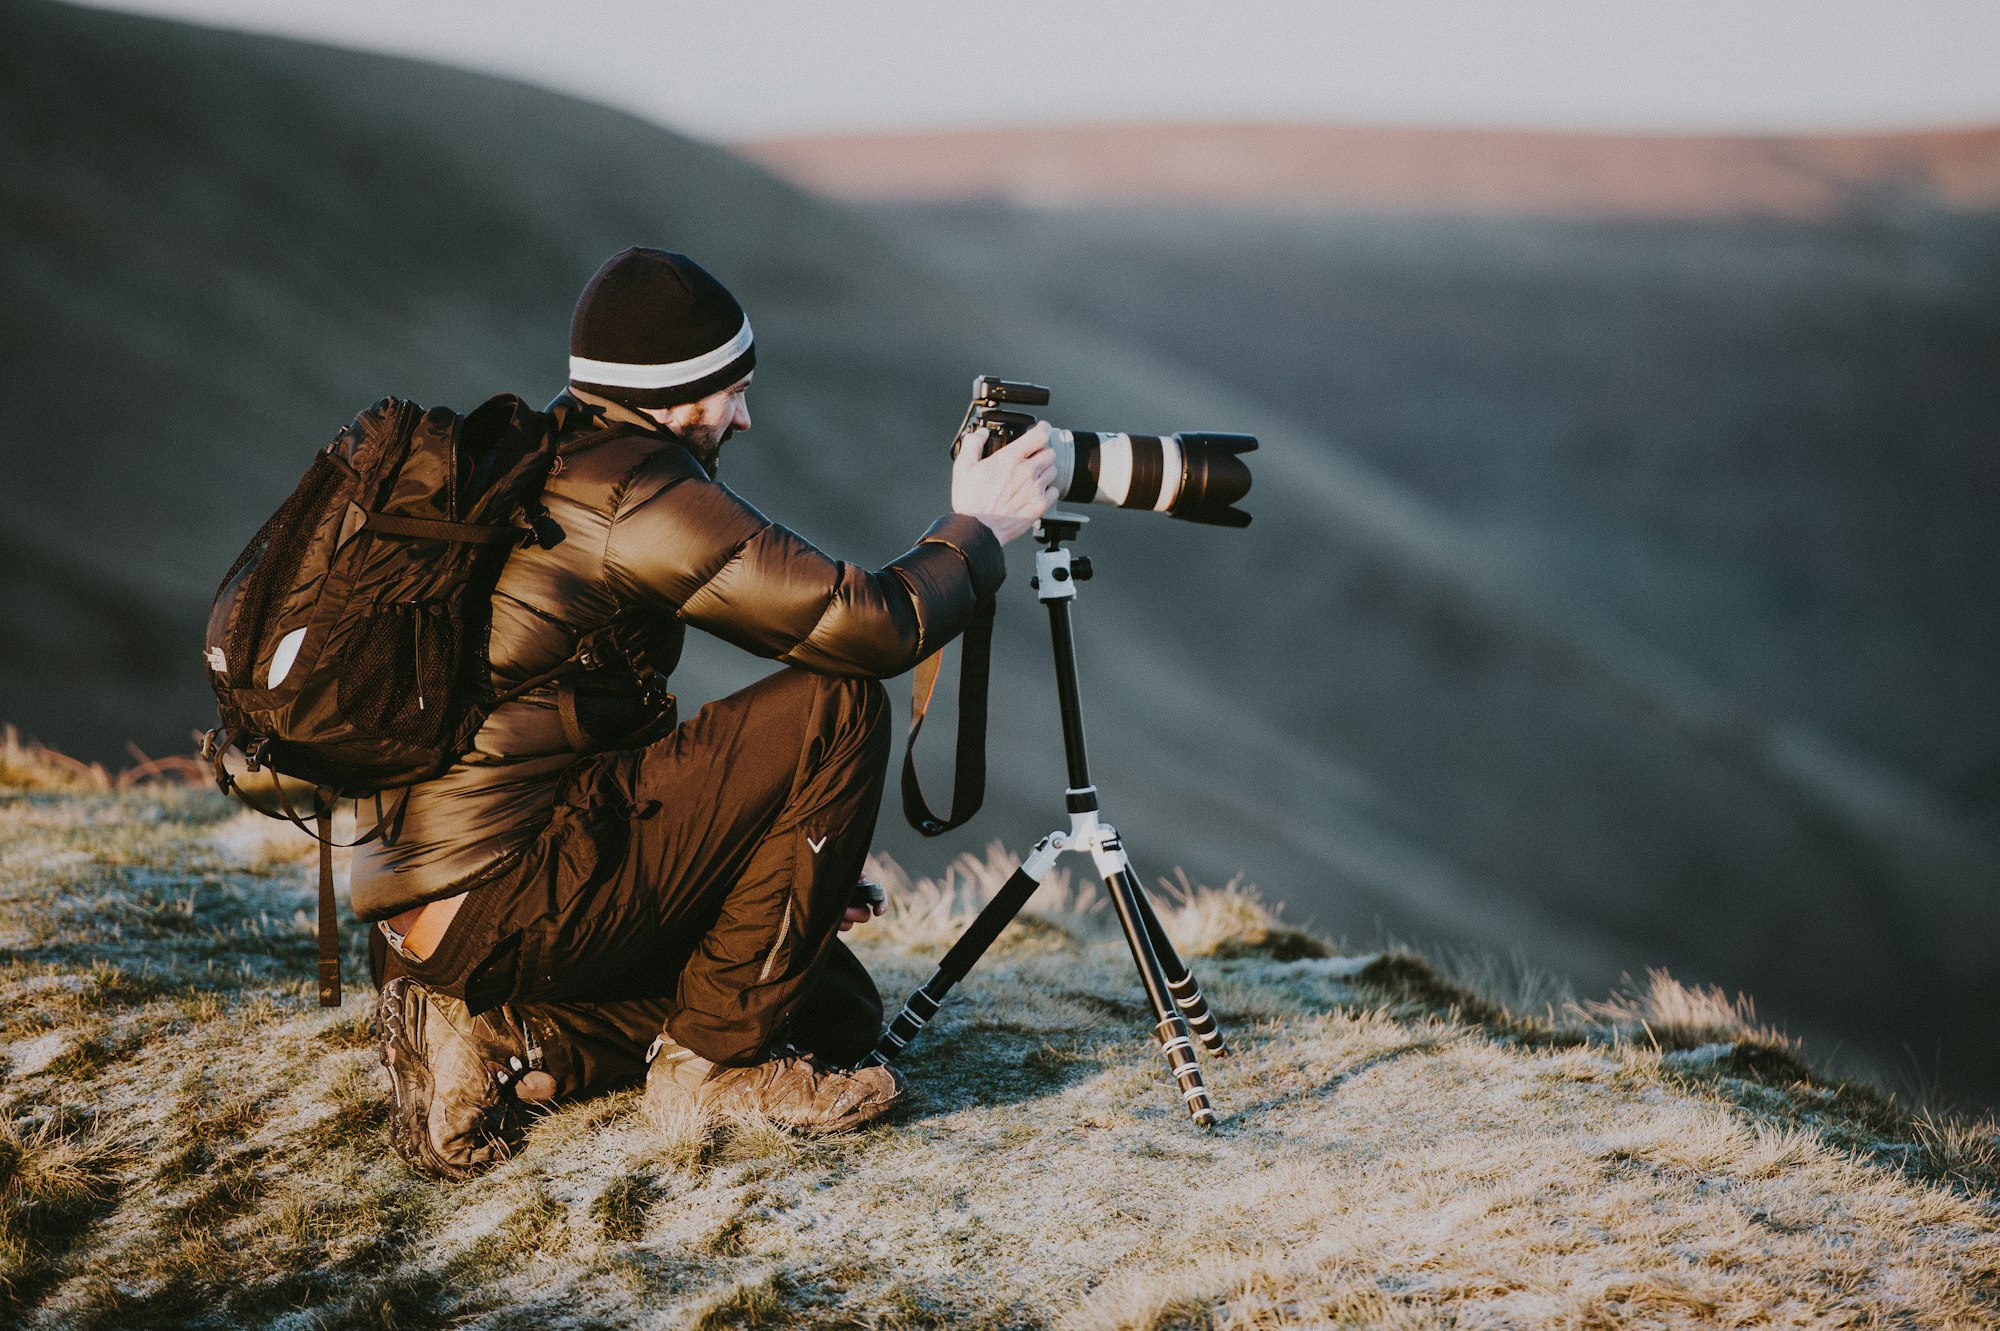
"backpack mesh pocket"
338,600,460,743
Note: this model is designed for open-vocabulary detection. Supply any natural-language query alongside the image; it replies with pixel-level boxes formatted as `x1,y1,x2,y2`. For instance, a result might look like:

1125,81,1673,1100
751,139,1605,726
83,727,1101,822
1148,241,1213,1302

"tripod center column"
1035,543,1097,802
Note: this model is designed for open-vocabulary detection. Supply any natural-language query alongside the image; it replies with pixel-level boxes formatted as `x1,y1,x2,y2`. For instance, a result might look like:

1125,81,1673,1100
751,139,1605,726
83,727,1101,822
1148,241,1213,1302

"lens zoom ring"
1125,436,1165,511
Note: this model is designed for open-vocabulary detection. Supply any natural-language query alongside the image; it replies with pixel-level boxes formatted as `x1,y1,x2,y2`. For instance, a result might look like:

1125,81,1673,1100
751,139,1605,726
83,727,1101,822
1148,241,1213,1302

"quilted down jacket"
348,391,1005,920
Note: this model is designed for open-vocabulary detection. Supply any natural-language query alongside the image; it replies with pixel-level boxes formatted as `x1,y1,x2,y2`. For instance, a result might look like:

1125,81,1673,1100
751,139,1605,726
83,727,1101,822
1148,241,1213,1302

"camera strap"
900,593,996,836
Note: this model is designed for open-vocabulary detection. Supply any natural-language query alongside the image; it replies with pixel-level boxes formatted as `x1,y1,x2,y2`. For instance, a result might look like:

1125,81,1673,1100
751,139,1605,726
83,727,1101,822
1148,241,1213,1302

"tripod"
866,513,1229,1127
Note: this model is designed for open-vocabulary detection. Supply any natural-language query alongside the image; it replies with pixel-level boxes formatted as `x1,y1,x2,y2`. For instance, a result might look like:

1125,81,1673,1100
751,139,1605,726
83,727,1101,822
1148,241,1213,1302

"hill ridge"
741,122,2000,215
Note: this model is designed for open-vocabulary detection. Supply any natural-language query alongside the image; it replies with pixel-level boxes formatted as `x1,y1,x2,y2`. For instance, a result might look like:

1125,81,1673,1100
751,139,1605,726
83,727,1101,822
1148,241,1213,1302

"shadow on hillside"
887,1020,1124,1120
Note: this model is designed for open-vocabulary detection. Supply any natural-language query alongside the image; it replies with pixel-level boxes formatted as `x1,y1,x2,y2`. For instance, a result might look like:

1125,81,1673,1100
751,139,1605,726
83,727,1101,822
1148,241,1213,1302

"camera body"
950,376,1257,528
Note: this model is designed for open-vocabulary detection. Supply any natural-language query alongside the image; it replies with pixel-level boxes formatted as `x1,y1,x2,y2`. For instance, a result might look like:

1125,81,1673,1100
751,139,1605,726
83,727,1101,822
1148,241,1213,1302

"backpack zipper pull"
412,603,426,711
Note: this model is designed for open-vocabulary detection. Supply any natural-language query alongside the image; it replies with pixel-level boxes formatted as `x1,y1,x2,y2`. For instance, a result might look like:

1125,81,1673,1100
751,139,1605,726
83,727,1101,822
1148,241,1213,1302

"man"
355,247,1057,1179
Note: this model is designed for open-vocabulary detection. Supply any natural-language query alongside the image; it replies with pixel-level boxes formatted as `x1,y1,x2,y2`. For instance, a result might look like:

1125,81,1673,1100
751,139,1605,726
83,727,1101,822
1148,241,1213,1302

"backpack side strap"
359,512,527,545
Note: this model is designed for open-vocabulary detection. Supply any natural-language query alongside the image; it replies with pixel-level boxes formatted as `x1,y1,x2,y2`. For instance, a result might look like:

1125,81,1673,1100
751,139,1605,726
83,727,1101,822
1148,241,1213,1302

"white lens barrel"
1052,427,1076,496
1097,433,1135,505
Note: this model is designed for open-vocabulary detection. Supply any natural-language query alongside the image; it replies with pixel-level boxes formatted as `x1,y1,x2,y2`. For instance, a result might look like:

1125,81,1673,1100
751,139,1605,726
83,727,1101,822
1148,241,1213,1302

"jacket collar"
560,386,665,434
552,383,724,477
546,388,717,477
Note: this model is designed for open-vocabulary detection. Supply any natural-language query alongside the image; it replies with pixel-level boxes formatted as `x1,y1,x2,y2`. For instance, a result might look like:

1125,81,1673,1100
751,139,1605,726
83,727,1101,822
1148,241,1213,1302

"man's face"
647,376,752,469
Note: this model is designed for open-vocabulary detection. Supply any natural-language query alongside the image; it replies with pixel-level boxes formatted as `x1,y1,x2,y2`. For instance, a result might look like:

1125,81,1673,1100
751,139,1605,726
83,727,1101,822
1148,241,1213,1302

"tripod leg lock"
1168,971,1231,1056
1156,1016,1217,1127
867,980,944,1065
1085,824,1127,879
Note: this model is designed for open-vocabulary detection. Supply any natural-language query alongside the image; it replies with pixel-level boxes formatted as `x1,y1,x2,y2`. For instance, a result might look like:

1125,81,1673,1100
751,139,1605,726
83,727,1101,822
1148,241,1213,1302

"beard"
683,424,735,477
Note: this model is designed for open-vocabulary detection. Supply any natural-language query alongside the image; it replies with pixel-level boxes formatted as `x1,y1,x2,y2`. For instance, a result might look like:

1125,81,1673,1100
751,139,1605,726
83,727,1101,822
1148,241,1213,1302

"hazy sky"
75,0,2000,140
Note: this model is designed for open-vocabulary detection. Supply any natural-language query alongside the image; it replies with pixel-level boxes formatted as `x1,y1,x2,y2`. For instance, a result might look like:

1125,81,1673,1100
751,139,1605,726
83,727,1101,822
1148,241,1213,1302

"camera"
950,376,1257,528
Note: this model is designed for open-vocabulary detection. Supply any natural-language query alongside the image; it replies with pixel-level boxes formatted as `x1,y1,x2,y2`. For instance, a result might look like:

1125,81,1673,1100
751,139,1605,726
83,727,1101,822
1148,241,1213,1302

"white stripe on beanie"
569,316,753,390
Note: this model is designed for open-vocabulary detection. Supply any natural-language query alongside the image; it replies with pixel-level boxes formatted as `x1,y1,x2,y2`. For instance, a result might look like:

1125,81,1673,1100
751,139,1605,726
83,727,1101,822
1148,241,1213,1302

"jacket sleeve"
600,469,1005,677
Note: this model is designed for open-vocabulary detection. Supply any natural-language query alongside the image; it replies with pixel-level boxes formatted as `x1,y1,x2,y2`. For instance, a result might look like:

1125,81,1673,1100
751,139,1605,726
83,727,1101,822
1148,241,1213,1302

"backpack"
201,393,611,1007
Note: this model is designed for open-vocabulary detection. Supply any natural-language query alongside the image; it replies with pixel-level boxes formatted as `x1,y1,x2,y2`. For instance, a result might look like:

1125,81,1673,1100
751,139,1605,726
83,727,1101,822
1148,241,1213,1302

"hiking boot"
377,977,559,1181
641,1032,906,1134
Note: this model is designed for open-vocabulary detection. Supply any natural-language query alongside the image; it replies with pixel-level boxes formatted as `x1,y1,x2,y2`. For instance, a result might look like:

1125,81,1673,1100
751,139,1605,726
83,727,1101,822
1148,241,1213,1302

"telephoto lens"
1052,429,1258,528
955,376,1257,528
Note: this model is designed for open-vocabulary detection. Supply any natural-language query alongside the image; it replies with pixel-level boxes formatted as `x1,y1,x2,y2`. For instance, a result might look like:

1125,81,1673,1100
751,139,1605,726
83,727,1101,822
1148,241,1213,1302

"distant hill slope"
2,0,1997,1105
739,122,2000,214
870,202,2000,841
0,780,1995,1328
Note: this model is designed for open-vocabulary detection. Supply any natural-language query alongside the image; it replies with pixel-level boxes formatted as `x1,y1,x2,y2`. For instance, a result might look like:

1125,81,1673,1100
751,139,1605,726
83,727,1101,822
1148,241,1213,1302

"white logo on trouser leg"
807,835,827,853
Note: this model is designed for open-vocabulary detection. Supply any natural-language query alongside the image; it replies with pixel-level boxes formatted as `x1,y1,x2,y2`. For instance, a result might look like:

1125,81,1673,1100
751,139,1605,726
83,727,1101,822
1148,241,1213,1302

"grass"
0,746,1996,1327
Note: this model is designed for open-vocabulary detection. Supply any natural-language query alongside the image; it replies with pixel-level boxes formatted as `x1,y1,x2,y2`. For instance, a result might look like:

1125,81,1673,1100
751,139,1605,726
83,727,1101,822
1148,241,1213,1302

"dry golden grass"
0,727,203,795
866,840,1105,952
1576,966,1793,1052
0,727,112,794
0,779,1994,1327
1154,869,1331,962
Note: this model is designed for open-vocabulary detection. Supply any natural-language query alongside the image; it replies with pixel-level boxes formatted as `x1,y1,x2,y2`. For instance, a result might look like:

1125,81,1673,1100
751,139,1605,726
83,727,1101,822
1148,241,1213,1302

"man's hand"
837,901,883,932
952,422,1060,546
839,878,888,933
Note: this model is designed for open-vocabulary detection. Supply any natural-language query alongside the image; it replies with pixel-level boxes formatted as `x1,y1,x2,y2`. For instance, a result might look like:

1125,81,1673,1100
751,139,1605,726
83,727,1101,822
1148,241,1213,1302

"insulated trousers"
386,666,892,1097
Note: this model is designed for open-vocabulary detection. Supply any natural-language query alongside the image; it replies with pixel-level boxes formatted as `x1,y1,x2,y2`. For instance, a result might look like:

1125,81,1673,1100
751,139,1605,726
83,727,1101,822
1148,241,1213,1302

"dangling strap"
901,595,996,836
316,802,341,1007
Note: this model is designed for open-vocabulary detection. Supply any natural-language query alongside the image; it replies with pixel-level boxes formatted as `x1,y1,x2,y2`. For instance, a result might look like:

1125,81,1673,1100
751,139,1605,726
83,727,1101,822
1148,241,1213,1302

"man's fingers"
995,425,1053,458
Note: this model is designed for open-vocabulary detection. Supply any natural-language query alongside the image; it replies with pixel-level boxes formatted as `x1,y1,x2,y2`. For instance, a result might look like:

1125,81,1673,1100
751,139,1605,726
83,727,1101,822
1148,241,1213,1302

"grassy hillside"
1,759,1996,1328
4,0,1997,1106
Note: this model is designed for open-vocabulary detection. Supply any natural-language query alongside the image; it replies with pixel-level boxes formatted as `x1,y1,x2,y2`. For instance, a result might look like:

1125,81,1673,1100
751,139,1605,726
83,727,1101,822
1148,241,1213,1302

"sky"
72,0,2000,142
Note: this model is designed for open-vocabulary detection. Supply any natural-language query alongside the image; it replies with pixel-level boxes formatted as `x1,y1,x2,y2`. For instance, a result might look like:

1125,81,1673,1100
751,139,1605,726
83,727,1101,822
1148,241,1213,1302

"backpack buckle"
528,506,565,550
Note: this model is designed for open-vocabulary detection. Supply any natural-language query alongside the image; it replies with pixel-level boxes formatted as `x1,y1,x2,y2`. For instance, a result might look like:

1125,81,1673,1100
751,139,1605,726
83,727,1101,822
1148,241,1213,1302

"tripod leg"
1127,876,1230,1057
866,834,1062,1066
1096,839,1217,1128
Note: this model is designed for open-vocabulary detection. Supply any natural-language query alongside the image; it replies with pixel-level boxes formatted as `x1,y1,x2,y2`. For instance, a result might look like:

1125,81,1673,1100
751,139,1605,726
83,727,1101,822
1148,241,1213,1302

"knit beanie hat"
568,248,755,408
